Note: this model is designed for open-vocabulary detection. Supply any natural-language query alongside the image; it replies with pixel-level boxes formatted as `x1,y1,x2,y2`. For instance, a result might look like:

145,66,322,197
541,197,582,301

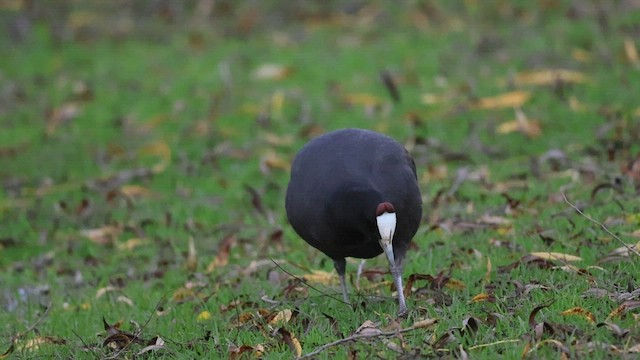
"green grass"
1,1,639,358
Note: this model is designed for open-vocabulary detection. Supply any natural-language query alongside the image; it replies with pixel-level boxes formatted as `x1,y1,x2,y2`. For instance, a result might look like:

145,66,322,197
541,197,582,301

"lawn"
1,1,639,358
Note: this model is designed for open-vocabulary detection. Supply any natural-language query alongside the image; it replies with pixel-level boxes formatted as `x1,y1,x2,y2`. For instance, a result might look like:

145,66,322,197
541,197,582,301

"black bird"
285,128,422,316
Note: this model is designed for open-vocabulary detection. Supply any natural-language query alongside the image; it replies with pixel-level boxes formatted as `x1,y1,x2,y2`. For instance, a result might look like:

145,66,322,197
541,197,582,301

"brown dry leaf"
206,235,236,273
185,236,198,272
116,238,146,251
46,102,81,135
627,343,640,353
607,300,640,319
268,309,293,325
469,293,494,303
411,318,438,329
472,91,530,109
81,225,121,245
624,37,639,65
354,320,382,336
302,270,338,285
560,307,596,323
253,63,293,80
139,141,171,173
445,278,467,290
599,241,640,263
421,93,452,105
228,344,256,359
529,252,582,262
260,150,290,173
20,336,66,352
513,69,588,86
275,328,302,357
119,185,153,198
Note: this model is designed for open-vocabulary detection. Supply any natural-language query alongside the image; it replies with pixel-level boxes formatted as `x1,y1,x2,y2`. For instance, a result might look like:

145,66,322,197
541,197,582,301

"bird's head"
376,202,397,264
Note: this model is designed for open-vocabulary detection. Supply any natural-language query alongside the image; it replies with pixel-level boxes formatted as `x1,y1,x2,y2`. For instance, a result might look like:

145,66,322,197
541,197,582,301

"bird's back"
286,128,422,260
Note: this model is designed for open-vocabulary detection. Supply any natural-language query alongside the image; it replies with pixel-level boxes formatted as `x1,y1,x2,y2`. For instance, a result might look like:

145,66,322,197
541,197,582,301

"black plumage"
285,128,422,316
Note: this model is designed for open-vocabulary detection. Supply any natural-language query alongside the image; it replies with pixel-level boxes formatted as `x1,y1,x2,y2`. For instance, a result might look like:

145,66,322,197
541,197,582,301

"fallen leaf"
343,93,383,107
354,320,382,336
411,318,438,329
116,238,146,251
253,63,293,80
81,225,121,245
185,236,197,272
472,91,530,109
137,336,165,355
624,37,639,65
119,185,153,198
496,109,541,138
513,69,588,86
469,293,494,303
302,270,338,285
275,328,302,357
560,307,596,323
268,309,293,325
529,252,582,262
206,235,236,273
138,141,171,173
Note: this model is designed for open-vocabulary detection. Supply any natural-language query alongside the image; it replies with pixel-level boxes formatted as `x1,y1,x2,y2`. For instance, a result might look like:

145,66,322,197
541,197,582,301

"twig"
270,258,350,306
468,338,520,350
562,192,640,258
299,322,432,359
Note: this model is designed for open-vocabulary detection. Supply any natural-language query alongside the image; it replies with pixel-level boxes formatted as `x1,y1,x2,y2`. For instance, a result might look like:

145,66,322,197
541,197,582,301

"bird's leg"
355,259,366,290
391,261,408,317
377,210,408,317
333,258,350,304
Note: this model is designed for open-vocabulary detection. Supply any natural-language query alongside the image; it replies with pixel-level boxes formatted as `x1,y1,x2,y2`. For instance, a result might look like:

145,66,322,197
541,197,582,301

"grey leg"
333,258,349,304
391,262,408,317
356,259,366,290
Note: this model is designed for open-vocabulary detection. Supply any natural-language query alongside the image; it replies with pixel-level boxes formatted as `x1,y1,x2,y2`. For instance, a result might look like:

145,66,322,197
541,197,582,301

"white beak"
376,212,397,264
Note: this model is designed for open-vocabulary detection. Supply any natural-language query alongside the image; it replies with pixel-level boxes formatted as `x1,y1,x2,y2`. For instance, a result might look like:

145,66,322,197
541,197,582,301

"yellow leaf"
139,141,171,173
560,307,596,323
119,185,153,198
269,309,293,325
496,109,541,138
116,238,146,251
343,93,383,107
571,48,591,63
469,293,491,303
624,37,639,65
472,91,530,109
197,310,212,322
302,270,338,285
445,278,467,290
513,69,588,86
530,252,582,262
